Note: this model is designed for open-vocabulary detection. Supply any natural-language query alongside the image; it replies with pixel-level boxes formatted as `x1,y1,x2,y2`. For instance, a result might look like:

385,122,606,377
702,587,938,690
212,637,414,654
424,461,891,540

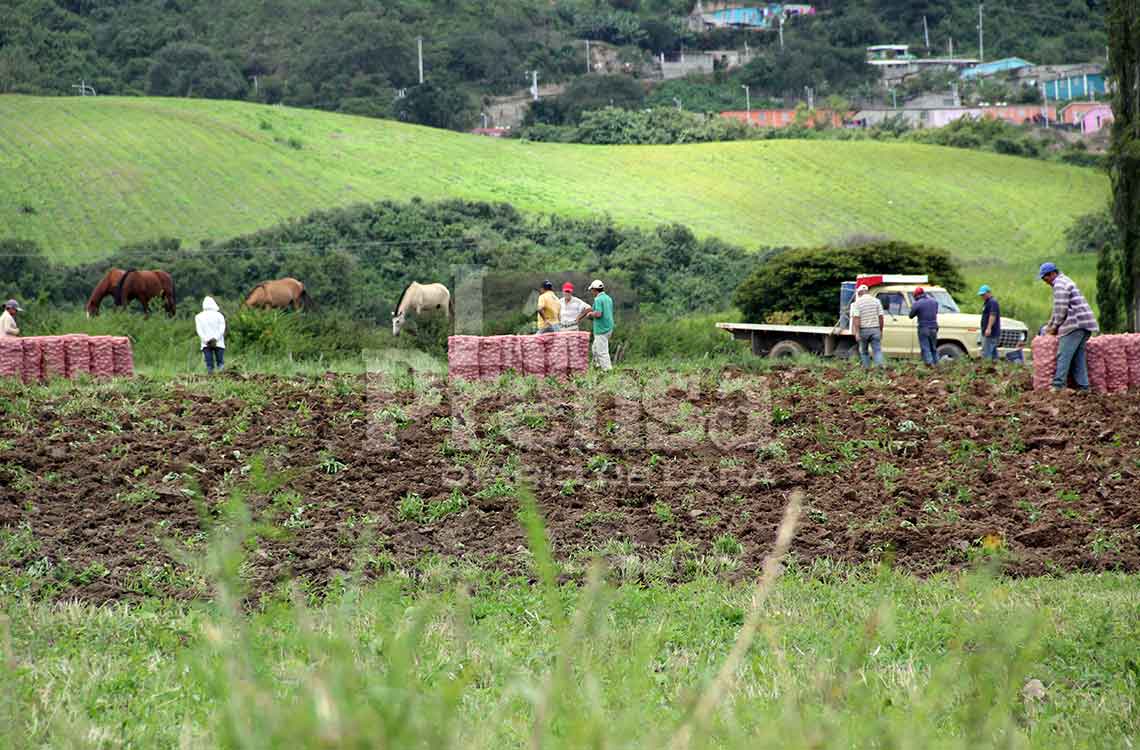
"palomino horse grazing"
87,268,176,318
243,278,312,310
392,282,452,335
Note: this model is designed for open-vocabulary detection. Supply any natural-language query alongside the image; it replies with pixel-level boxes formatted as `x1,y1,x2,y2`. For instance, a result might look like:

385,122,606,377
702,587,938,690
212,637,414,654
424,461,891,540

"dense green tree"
146,43,245,99
396,82,477,130
1108,0,1140,330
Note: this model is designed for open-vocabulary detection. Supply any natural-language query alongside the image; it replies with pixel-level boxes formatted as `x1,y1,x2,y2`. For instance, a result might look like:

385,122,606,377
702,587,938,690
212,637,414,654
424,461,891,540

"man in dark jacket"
977,284,1001,361
909,287,940,366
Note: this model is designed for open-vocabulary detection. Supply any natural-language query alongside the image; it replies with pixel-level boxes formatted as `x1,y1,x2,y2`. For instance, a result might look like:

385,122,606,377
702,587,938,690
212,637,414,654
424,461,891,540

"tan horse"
243,278,312,310
392,282,451,335
86,268,176,318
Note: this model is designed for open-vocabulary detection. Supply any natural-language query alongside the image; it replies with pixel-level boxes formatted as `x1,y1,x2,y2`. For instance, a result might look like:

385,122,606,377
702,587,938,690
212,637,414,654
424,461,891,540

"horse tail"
163,272,176,315
448,289,454,321
113,269,135,306
299,288,316,312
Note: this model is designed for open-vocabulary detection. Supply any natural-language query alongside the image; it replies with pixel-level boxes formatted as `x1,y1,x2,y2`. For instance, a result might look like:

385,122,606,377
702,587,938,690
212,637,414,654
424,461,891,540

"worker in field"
559,282,591,331
977,284,1002,361
1039,262,1098,392
1,299,22,337
585,279,614,371
908,286,939,366
536,280,561,333
850,285,885,369
195,296,227,374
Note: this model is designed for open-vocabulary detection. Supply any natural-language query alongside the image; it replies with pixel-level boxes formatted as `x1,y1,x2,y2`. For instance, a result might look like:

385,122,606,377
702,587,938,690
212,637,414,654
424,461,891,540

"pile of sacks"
0,335,134,383
448,331,591,380
1032,333,1140,392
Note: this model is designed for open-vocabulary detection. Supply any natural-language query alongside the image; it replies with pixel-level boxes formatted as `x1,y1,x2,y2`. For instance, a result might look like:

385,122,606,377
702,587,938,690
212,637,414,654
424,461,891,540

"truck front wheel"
936,342,967,361
768,340,807,359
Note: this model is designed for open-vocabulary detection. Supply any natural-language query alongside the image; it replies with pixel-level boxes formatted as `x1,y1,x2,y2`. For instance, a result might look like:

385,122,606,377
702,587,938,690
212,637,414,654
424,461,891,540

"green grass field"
0,96,1107,266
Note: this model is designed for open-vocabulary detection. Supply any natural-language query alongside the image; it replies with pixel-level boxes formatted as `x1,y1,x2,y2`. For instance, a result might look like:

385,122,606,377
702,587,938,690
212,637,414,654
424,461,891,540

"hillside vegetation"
0,96,1108,269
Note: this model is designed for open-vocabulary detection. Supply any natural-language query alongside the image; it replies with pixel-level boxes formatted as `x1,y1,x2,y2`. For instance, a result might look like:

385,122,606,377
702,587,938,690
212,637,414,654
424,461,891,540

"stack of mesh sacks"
448,331,592,380
0,334,134,382
1033,332,1140,392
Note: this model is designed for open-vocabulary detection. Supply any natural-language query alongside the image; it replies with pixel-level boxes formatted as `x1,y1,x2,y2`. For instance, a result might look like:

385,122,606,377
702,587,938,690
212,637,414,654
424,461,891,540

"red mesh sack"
1102,335,1129,393
478,336,503,380
0,338,22,380
1031,335,1057,390
520,335,547,377
542,332,571,380
500,335,523,374
111,336,134,377
568,331,591,374
20,338,43,383
90,336,116,378
447,336,480,381
65,335,92,378
1127,334,1140,390
1086,337,1108,393
41,336,68,379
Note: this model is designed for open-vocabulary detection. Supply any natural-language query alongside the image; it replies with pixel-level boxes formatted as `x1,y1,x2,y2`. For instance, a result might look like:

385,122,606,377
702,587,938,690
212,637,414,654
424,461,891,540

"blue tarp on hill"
706,7,770,28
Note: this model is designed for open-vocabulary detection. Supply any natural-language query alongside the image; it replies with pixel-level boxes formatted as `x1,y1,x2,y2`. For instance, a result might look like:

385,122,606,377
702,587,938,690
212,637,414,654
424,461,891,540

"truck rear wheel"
936,342,967,361
768,340,806,359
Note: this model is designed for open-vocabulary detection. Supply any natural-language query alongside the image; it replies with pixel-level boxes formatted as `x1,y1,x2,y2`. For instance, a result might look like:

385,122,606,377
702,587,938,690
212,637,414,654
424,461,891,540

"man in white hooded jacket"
195,297,226,373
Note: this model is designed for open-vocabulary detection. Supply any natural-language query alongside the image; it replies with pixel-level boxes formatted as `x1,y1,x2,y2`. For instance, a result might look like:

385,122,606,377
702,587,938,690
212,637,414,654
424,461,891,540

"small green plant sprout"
376,405,411,429
397,492,426,523
713,533,743,556
1057,489,1080,503
1089,529,1122,558
587,454,611,473
521,413,547,429
756,441,787,462
317,451,347,475
648,453,663,467
560,479,579,497
653,501,674,525
799,451,840,476
425,487,468,523
771,404,793,425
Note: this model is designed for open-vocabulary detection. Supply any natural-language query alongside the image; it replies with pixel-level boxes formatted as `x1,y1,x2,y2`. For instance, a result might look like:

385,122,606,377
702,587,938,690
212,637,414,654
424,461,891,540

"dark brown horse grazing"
87,268,176,318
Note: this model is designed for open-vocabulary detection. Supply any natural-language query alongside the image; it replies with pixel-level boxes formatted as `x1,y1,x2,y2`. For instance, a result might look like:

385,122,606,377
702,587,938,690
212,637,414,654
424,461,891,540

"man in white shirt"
559,282,591,330
849,285,885,369
194,296,226,373
1,299,22,337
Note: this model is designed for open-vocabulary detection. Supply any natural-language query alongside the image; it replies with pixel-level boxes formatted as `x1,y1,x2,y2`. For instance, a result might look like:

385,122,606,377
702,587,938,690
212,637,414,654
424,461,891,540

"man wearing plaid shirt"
1039,262,1099,392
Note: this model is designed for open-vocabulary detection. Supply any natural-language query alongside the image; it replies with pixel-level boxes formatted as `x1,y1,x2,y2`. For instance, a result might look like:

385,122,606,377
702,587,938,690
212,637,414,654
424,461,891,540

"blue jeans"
858,329,884,368
981,335,1000,361
538,324,561,334
918,327,938,366
1052,329,1090,390
203,346,224,373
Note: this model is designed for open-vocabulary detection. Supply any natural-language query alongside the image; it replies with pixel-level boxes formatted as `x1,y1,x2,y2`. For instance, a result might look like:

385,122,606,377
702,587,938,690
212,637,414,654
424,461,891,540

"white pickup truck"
718,274,1030,361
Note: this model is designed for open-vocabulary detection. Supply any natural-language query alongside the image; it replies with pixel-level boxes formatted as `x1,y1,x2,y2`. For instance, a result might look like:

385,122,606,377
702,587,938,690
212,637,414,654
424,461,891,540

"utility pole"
977,3,984,63
673,97,682,110
805,86,815,110
529,70,539,102
891,88,897,109
251,75,258,96
741,84,751,122
1041,84,1050,128
778,14,784,51
416,36,424,84
923,16,930,49
481,112,489,129
949,37,954,59
585,40,591,73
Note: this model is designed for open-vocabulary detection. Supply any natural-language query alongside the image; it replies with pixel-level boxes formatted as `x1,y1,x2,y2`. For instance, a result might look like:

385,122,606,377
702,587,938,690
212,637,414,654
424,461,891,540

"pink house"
721,109,845,129
1078,104,1113,134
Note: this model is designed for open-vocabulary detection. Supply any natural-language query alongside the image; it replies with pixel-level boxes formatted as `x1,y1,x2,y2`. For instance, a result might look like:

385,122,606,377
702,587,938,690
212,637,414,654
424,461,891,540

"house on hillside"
687,2,815,32
1061,102,1114,134
959,57,1034,80
1009,63,1107,102
853,103,1056,129
721,108,845,128
866,45,978,85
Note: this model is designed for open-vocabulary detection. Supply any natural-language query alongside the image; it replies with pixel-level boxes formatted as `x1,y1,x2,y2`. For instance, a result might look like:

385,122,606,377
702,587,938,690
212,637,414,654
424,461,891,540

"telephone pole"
977,4,984,62
416,36,424,84
585,40,591,73
778,14,784,51
923,16,930,49
528,70,539,101
741,84,751,121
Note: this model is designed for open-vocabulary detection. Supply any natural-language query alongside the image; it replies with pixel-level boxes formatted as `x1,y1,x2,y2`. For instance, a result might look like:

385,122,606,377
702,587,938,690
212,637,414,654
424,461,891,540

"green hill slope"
0,96,1107,307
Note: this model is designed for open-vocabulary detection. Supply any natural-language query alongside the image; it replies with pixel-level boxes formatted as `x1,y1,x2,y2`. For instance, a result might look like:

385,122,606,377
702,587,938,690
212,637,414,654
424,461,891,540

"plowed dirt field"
2,366,1139,601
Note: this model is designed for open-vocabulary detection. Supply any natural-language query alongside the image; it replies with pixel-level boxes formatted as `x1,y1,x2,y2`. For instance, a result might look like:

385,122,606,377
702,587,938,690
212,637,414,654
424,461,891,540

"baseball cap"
4,299,22,311
1038,262,1058,278
589,279,604,291
914,287,924,297
856,284,869,293
542,279,553,289
977,284,991,296
562,282,574,292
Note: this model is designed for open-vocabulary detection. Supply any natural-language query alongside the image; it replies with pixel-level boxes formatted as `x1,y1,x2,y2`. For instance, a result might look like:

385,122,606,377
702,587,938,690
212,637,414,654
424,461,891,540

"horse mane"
113,269,136,305
162,271,176,313
395,281,417,314
87,270,116,310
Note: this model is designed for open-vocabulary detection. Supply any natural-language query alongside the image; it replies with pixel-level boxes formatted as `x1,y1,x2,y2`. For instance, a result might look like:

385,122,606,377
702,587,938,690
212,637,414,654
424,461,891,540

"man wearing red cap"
559,282,591,331
908,287,939,366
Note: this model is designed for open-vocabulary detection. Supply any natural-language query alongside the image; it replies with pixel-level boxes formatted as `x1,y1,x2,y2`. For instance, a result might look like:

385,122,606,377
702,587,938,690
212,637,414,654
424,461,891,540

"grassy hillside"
2,96,1108,261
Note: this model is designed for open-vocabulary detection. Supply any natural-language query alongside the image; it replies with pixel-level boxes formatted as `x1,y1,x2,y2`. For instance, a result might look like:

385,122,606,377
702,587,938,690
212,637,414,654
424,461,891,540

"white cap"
589,279,604,290
856,284,869,293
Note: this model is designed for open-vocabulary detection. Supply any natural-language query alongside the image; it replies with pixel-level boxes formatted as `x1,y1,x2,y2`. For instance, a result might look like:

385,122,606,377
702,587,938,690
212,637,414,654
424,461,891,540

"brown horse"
86,268,176,318
243,278,312,311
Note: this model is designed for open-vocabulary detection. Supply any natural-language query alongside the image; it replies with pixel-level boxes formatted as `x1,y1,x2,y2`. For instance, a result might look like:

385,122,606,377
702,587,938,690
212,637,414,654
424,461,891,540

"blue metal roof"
706,7,770,27
960,57,1034,79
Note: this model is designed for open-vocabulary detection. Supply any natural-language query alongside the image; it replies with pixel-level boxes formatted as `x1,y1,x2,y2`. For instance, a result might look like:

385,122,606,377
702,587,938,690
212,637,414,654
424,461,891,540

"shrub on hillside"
733,241,965,325
1065,207,1119,255
569,107,751,144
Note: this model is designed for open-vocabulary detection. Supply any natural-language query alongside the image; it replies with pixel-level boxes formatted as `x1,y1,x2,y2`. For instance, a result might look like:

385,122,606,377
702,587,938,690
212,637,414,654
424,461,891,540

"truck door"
875,291,916,357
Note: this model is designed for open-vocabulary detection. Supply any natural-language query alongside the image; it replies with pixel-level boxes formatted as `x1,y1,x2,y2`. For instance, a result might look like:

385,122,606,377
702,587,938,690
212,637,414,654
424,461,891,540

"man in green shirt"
586,279,614,371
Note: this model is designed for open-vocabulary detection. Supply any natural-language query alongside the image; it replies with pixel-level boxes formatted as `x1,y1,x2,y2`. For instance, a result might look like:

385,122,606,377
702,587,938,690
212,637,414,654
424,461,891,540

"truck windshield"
928,290,960,313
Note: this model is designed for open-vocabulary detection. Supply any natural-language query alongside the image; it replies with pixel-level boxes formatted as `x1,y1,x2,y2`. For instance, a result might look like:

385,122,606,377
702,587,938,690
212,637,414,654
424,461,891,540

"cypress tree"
1107,0,1140,330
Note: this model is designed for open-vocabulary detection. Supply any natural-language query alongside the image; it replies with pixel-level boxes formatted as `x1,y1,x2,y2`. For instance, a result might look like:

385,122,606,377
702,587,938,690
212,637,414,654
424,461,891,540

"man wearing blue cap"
977,285,1001,361
1039,262,1098,391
